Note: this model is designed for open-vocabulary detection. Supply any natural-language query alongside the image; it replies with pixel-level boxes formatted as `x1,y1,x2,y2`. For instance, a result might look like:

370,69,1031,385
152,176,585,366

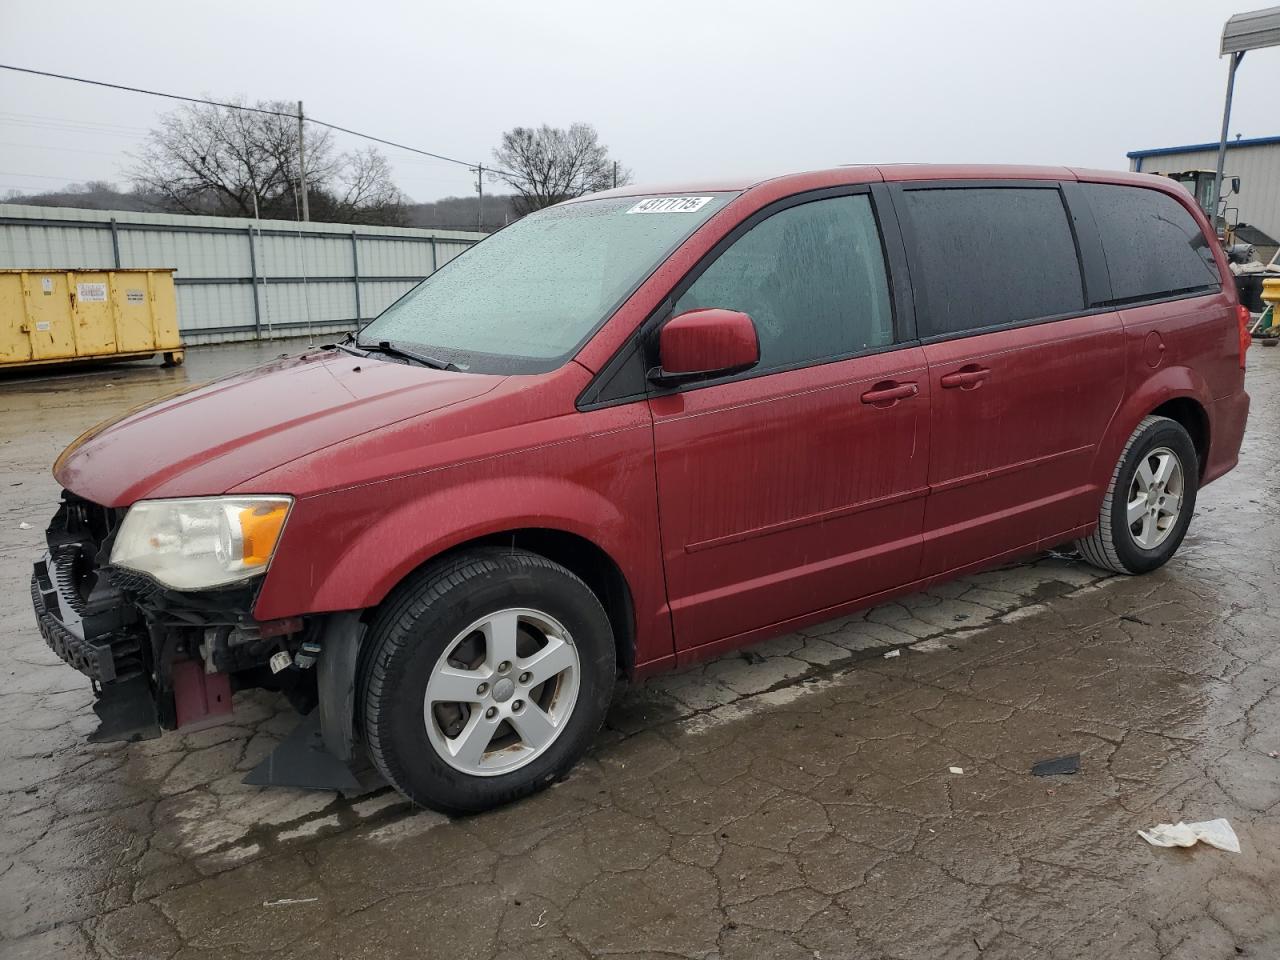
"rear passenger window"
673,195,892,372
901,187,1085,338
1080,183,1220,304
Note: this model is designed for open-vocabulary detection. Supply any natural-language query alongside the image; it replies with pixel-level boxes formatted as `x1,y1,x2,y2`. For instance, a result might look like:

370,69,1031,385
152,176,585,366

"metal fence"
0,203,485,344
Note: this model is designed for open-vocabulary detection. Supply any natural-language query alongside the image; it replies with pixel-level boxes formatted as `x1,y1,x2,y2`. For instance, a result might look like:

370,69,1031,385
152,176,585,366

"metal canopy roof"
1222,5,1280,54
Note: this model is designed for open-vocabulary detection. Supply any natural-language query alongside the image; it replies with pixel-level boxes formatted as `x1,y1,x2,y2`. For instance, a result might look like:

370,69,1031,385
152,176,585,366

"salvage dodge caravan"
32,165,1251,813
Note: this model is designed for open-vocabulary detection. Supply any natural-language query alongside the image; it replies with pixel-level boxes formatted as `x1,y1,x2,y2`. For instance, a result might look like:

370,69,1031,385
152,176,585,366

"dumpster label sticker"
41,277,53,294
76,282,107,302
126,289,145,303
626,196,714,214
35,321,51,332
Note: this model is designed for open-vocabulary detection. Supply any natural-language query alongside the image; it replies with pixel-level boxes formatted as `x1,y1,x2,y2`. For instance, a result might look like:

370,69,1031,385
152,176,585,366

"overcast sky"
2,0,1279,204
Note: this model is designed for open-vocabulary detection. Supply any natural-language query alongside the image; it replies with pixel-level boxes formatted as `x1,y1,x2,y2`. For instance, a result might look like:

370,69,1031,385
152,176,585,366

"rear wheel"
1076,415,1199,575
359,548,615,814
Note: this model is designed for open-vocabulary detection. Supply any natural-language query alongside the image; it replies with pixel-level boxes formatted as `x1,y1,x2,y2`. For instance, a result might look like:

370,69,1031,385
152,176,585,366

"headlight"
110,496,293,590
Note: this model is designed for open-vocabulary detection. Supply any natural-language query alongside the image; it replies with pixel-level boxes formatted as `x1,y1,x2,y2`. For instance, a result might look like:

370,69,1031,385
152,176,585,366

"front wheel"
1076,415,1199,575
359,548,615,814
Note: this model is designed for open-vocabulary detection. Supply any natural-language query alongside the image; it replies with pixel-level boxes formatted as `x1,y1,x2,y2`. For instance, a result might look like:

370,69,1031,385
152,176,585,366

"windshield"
359,193,735,373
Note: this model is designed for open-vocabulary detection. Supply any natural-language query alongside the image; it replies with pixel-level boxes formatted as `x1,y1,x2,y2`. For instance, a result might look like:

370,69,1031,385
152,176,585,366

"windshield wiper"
326,339,370,358
356,339,458,371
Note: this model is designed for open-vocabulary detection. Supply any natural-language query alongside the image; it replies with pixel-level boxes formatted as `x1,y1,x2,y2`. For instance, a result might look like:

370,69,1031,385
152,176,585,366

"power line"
0,118,148,139
0,140,124,158
0,109,152,133
0,62,527,182
0,170,106,181
0,64,295,118
309,118,479,171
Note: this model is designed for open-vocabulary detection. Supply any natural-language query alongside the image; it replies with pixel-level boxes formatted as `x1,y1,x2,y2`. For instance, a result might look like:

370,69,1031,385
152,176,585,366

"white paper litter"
263,897,318,907
882,649,901,659
1138,818,1240,853
948,766,964,775
18,522,31,530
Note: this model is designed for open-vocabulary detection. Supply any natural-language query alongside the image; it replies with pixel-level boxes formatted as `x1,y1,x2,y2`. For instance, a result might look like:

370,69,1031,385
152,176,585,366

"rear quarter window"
1079,183,1221,305
900,186,1085,338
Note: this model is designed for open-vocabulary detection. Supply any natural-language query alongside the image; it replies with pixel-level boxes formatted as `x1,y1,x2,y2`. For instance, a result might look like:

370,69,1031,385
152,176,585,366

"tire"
1075,415,1199,575
359,548,615,814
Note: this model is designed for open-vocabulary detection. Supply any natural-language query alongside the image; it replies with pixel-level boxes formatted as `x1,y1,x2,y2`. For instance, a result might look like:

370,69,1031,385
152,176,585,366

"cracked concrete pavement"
2,341,1278,959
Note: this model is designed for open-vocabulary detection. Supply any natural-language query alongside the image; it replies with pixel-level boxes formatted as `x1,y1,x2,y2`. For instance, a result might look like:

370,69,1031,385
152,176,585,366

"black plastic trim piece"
1092,285,1223,310
870,182,918,344
316,611,366,763
1059,180,1114,306
242,709,362,791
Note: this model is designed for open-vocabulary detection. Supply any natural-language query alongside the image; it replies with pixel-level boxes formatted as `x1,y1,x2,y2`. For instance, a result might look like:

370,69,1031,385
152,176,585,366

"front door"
649,191,930,651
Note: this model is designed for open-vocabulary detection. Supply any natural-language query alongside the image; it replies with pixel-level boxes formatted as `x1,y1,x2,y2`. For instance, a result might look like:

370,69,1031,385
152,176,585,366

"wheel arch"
1090,366,1214,504
368,526,638,677
1148,396,1210,478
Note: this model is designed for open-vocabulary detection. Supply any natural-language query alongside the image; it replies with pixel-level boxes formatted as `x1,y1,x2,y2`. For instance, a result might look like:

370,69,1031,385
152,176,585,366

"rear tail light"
1238,304,1252,369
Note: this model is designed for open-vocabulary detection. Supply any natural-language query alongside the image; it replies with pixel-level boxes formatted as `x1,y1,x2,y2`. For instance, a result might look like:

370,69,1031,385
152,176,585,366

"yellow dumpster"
0,268,184,369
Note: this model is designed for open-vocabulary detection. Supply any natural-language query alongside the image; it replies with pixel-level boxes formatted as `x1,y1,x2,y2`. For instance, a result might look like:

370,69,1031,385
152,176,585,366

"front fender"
251,418,670,663
312,476,626,609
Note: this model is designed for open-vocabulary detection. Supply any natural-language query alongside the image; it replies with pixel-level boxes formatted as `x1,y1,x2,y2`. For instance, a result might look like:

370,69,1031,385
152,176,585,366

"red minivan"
32,165,1251,812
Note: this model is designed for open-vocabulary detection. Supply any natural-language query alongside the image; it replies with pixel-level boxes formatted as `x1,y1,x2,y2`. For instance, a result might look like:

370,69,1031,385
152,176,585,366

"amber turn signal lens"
239,504,289,566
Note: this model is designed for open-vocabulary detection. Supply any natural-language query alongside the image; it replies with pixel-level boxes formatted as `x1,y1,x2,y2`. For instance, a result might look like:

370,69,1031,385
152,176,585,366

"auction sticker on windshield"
627,196,715,214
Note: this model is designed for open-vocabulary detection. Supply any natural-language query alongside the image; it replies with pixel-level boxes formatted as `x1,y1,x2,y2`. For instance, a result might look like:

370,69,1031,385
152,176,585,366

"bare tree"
492,123,631,217
131,99,405,225
330,148,406,224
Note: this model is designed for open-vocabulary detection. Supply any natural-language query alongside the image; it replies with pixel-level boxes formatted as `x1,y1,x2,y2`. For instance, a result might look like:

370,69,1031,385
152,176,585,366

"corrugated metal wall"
0,204,484,344
1129,142,1280,243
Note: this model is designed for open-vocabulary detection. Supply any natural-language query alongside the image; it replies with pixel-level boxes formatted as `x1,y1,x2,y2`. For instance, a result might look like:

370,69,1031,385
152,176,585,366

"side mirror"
1231,176,1242,195
649,308,760,385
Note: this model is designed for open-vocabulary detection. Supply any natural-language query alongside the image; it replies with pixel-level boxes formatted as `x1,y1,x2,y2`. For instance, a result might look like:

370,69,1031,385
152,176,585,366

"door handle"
939,366,990,389
861,381,918,405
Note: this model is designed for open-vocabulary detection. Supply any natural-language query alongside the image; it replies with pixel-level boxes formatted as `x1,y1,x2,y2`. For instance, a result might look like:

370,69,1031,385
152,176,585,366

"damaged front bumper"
30,491,365,790
31,495,162,742
31,552,144,685
31,491,270,742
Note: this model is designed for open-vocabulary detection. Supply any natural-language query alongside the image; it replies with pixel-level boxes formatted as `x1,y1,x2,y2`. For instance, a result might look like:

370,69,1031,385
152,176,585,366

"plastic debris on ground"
1138,818,1240,853
948,766,964,775
883,649,901,659
1031,754,1080,777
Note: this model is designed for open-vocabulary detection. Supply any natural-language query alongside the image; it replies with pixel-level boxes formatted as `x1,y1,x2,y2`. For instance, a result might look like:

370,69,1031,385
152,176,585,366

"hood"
54,350,505,506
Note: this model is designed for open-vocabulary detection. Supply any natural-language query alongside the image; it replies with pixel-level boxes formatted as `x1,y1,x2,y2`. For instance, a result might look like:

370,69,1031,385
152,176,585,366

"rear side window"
1079,183,1220,304
673,195,893,372
901,187,1085,338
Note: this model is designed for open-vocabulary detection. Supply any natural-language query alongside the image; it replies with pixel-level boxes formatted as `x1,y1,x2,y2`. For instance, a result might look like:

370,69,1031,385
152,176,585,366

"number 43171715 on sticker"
627,196,714,214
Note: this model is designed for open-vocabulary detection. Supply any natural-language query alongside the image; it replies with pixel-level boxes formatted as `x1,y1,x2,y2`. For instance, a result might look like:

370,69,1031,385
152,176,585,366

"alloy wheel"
1127,446,1184,550
423,608,580,776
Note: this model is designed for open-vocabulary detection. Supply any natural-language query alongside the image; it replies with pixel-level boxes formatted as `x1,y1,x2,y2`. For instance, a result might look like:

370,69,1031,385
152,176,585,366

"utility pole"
297,100,310,222
474,163,484,232
613,161,618,189
1211,52,1244,226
